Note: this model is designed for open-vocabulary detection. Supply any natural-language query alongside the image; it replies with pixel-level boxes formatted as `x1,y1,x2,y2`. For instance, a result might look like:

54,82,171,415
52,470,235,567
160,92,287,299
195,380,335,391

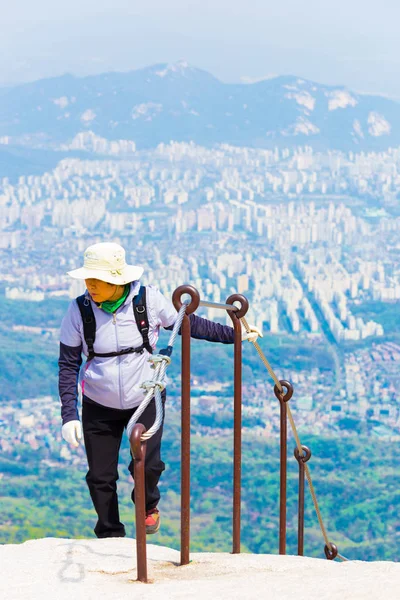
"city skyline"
1,137,398,338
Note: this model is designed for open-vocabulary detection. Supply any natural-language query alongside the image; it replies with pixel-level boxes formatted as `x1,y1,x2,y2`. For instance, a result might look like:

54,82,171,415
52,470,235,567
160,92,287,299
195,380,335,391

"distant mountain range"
0,61,399,151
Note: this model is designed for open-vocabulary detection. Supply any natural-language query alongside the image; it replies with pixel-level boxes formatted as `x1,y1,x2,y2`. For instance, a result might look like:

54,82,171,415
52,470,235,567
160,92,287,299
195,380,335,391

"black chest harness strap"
76,285,153,360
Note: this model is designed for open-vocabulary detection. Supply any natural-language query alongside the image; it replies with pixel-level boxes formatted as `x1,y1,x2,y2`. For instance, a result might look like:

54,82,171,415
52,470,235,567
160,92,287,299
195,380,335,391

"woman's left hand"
241,324,263,343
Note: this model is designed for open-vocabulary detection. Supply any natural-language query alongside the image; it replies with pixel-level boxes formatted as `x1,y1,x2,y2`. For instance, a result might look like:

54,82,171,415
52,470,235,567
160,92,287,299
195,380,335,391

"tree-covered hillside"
1,410,399,562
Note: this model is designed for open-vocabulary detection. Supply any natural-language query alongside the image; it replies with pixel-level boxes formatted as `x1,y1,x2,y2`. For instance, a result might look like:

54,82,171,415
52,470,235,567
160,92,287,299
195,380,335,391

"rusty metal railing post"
129,423,148,583
274,380,293,555
172,285,200,567
226,294,249,554
294,445,311,556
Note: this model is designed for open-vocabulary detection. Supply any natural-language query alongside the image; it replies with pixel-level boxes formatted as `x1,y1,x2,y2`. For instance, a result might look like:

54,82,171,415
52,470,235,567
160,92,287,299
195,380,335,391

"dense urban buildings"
1,134,399,445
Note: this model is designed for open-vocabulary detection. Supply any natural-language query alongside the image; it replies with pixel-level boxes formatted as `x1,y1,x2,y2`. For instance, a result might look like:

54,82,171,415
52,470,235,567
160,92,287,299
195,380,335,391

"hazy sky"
1,0,399,97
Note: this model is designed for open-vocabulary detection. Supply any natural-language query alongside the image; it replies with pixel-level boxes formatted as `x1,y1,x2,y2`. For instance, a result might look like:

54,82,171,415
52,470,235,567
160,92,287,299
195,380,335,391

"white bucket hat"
67,242,143,285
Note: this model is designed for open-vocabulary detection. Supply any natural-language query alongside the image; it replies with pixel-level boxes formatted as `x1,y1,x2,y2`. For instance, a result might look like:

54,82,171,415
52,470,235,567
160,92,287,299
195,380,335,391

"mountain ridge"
0,61,399,151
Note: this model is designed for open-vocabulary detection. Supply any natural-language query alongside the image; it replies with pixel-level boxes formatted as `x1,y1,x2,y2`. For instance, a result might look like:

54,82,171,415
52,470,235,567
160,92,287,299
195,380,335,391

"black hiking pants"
82,391,166,538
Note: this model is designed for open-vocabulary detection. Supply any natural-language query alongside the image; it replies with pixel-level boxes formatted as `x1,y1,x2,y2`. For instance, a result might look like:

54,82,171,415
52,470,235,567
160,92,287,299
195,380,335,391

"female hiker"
58,242,262,538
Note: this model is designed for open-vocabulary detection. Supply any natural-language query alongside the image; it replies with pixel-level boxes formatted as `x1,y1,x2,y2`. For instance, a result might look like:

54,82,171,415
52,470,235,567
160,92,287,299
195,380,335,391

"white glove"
62,420,82,448
242,324,263,343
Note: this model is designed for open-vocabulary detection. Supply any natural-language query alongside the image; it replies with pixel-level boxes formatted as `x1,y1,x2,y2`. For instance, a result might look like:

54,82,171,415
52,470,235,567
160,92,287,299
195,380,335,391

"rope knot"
140,380,165,392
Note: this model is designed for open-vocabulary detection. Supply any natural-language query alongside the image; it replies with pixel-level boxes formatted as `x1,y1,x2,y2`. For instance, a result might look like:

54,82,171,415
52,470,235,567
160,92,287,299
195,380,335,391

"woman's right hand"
62,420,82,447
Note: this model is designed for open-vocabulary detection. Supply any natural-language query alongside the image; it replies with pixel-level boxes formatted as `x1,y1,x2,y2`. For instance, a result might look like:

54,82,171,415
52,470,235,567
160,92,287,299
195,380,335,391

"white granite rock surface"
1,537,399,600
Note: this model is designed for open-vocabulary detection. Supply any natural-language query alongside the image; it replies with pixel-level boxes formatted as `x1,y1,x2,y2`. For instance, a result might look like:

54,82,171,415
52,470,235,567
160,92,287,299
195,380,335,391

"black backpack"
76,285,153,360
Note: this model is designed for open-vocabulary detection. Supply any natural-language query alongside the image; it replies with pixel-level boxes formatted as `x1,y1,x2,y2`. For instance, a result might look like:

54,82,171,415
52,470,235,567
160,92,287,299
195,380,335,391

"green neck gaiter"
98,284,130,313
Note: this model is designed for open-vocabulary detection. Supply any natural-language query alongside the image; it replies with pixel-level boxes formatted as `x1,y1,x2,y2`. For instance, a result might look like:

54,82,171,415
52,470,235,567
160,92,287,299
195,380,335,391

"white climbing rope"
126,300,189,443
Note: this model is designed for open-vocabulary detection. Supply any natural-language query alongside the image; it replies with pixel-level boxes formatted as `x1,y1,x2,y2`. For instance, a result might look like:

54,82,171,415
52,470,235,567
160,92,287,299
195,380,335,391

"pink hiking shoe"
145,508,160,534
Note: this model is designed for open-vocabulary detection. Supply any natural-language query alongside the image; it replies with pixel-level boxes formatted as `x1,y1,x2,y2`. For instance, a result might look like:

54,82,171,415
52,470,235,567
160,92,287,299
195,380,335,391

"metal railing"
129,423,148,582
128,283,344,582
172,284,249,562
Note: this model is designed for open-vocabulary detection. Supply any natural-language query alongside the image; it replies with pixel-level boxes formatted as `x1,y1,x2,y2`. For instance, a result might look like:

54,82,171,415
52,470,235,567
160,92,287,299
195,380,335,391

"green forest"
1,410,399,563
1,295,399,562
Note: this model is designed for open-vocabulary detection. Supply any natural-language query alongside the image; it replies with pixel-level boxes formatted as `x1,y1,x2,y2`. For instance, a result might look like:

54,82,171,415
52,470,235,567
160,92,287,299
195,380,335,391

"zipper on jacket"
112,311,122,408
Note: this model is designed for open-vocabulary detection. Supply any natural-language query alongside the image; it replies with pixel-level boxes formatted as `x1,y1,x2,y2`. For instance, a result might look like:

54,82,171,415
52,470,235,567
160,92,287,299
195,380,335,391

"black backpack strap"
76,294,96,360
132,286,153,354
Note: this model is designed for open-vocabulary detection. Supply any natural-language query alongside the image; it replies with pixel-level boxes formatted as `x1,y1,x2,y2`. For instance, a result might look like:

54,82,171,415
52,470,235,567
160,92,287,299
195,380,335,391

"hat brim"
67,265,144,285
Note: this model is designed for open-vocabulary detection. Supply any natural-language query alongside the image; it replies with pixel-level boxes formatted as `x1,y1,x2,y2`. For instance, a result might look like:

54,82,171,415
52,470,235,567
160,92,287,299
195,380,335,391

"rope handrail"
239,315,347,562
126,300,189,442
128,293,241,442
199,300,240,311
